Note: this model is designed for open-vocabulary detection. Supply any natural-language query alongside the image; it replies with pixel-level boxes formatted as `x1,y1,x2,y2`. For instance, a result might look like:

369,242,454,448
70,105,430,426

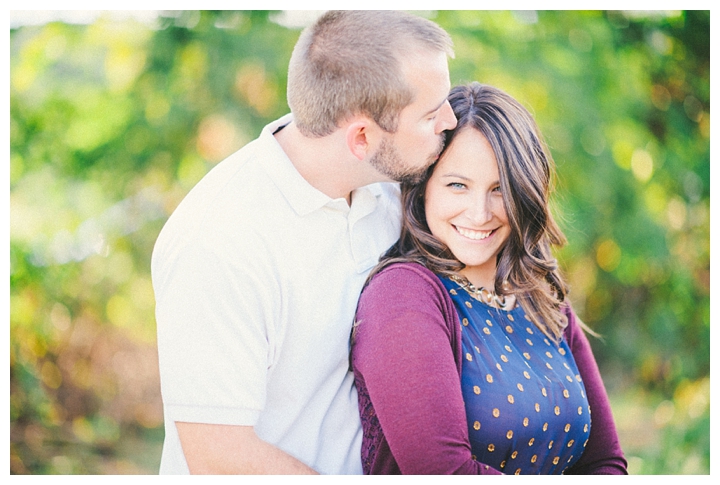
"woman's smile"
453,225,496,241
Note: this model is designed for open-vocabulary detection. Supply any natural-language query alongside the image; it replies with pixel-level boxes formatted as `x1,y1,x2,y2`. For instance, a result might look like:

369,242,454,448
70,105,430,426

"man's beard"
368,134,445,185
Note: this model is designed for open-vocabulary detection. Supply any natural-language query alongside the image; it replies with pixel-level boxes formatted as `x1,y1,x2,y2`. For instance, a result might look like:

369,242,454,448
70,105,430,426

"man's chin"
396,168,427,185
405,157,439,184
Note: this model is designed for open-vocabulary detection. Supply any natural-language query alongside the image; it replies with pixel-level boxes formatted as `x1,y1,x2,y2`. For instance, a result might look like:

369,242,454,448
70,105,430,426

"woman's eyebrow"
440,172,471,181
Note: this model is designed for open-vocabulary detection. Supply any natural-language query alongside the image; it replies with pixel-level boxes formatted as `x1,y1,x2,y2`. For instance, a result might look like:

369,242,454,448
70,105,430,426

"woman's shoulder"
360,261,456,310
366,261,445,293
355,261,461,348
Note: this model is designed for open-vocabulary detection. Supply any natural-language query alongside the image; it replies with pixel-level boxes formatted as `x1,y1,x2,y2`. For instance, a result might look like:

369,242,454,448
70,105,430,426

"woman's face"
424,128,511,289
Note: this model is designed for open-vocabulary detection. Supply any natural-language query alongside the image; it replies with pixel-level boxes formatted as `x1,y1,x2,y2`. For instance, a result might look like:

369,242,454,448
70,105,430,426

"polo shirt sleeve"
154,222,277,427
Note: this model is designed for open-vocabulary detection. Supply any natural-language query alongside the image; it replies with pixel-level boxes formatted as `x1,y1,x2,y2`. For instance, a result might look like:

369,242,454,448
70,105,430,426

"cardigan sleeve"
562,304,628,474
352,263,501,475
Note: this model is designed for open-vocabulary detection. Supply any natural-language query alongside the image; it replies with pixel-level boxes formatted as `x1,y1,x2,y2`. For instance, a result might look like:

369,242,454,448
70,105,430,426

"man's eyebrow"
422,98,447,118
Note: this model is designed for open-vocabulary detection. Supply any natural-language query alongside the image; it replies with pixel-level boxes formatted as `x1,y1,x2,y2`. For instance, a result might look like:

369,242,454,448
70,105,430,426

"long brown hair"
370,82,570,340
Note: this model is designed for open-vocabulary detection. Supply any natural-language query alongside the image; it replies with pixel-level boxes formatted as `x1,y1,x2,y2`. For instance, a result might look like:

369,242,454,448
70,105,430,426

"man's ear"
345,118,380,161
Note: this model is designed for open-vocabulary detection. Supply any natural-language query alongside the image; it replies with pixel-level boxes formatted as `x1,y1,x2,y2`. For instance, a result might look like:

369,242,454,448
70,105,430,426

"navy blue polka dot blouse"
440,276,592,475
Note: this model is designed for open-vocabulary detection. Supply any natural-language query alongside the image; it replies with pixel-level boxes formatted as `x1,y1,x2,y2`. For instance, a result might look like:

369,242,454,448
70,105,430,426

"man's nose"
436,100,457,133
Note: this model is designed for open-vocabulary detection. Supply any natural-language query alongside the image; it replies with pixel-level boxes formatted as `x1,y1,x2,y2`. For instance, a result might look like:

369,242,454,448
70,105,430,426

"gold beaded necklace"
449,274,516,311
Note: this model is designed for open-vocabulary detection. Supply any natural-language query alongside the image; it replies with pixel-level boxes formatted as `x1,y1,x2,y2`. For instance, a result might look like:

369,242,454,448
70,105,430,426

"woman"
351,83,627,475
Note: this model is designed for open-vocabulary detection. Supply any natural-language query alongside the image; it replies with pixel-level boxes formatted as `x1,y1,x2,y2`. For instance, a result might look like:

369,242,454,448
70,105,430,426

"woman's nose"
464,195,492,224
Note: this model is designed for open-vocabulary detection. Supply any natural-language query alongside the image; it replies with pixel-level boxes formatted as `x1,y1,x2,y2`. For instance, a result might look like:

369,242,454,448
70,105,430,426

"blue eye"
448,182,466,189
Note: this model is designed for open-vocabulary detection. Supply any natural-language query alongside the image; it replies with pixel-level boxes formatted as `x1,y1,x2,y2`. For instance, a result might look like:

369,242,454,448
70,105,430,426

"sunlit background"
9,10,710,474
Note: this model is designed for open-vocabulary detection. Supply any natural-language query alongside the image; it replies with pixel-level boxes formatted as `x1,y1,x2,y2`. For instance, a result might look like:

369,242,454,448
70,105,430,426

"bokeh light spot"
596,239,621,272
631,149,654,182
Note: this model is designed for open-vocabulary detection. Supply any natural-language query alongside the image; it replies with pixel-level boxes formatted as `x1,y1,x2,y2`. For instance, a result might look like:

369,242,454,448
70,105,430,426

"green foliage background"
9,10,710,474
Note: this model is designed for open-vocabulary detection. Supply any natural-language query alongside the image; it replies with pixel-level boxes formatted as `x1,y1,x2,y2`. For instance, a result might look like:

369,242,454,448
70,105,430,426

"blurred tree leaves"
9,10,709,474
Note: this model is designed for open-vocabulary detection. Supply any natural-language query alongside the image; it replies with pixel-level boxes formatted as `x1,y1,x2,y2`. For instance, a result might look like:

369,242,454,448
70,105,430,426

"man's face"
367,49,457,183
366,134,438,185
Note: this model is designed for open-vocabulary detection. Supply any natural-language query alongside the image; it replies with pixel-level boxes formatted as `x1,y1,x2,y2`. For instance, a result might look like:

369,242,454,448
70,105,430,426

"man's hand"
176,422,318,474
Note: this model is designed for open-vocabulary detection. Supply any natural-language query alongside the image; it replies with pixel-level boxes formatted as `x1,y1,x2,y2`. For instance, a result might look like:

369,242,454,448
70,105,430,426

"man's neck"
274,122,382,205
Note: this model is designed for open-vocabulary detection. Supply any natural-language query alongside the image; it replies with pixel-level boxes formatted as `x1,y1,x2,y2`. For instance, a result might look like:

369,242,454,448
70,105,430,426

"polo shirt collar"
258,114,386,218
258,114,332,216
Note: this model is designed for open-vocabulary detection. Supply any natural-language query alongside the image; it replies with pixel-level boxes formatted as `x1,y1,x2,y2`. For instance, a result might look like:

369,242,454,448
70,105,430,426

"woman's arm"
352,263,501,475
562,305,628,474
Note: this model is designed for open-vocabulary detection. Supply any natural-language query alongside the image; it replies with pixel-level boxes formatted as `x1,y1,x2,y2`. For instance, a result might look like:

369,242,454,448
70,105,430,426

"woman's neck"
459,267,496,291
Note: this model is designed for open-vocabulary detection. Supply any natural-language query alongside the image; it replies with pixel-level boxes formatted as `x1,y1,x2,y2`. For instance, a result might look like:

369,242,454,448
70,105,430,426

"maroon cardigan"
352,263,627,475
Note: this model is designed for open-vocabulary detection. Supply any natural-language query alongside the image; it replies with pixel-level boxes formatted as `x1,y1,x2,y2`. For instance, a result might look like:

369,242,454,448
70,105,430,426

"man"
152,10,457,474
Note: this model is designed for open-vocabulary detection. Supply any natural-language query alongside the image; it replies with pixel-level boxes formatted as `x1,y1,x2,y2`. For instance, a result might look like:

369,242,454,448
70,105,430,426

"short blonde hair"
287,11,454,137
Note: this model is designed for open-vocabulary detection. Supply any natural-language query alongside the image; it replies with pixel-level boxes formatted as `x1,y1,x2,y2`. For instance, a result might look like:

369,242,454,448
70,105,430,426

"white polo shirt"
152,114,401,474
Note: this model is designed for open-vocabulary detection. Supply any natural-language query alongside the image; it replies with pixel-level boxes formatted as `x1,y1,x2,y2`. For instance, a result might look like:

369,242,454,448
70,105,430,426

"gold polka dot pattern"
441,276,593,475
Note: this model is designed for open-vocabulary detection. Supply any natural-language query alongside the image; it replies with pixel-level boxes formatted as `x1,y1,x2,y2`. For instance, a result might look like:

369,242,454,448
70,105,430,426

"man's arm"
154,200,317,474
176,422,318,474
